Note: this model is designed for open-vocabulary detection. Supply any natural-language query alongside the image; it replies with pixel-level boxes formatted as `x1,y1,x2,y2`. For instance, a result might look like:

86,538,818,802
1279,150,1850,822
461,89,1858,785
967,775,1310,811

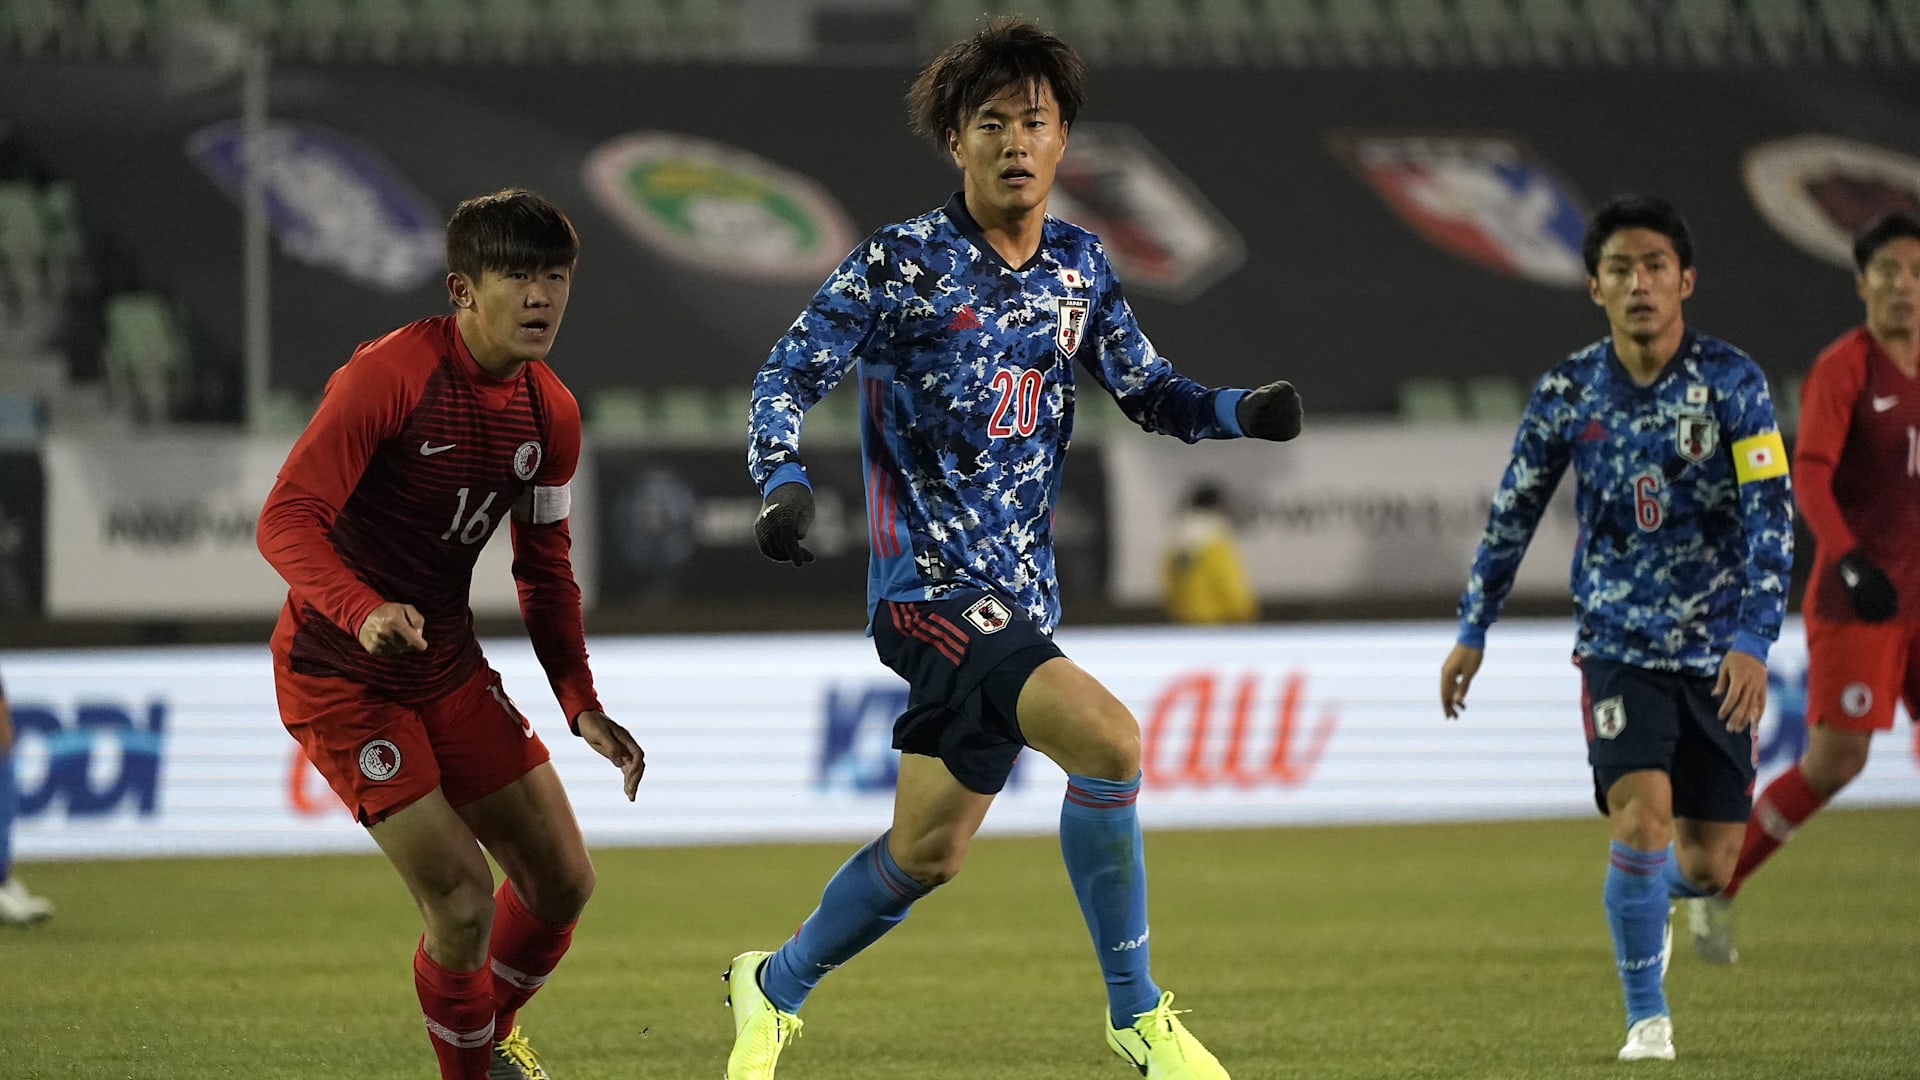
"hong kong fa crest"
1676,414,1716,463
1055,297,1090,358
513,440,543,480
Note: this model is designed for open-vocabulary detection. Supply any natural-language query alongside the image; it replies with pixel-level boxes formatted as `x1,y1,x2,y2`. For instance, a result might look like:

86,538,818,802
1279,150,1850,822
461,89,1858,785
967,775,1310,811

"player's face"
1588,228,1694,346
1857,236,1920,340
946,79,1068,221
449,264,572,370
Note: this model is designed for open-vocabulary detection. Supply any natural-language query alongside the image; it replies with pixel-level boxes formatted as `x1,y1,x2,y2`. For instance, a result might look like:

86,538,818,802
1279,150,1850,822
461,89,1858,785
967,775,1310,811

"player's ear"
1678,266,1696,300
1587,276,1604,307
946,128,963,169
447,271,473,311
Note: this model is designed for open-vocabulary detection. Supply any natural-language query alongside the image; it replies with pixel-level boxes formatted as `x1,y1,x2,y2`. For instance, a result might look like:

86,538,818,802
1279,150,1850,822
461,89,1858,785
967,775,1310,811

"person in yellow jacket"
1162,484,1258,624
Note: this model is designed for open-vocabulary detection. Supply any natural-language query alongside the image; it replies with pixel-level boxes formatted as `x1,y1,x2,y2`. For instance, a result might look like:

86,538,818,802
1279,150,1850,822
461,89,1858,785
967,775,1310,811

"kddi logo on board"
583,131,855,282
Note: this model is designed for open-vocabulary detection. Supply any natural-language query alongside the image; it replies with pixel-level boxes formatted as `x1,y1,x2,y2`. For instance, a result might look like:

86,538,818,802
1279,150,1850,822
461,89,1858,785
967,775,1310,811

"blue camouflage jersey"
1457,331,1794,675
749,194,1248,631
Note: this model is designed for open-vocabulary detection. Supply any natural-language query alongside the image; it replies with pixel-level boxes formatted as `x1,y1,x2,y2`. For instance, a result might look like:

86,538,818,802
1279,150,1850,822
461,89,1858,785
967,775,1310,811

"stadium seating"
1250,0,1327,65
0,0,64,57
0,0,1909,64
85,0,149,59
279,0,347,59
1397,377,1466,424
102,292,192,425
1463,375,1526,423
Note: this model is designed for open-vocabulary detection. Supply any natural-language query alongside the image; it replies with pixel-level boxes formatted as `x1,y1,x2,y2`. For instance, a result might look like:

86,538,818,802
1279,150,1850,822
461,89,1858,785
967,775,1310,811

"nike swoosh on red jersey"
419,442,456,455
1873,395,1899,412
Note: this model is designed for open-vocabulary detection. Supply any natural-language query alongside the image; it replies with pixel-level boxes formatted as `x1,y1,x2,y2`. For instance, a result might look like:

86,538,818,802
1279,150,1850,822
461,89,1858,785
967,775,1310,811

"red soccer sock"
489,880,577,1037
1723,764,1829,900
413,940,496,1080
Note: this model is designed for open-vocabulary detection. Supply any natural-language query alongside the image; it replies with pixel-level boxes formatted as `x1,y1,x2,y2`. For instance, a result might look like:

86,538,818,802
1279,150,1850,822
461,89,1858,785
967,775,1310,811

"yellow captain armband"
1732,430,1789,483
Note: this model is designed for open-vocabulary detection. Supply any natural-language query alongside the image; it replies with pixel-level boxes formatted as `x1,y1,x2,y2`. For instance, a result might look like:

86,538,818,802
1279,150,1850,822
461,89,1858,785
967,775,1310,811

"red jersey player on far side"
257,189,643,1080
1684,213,1920,965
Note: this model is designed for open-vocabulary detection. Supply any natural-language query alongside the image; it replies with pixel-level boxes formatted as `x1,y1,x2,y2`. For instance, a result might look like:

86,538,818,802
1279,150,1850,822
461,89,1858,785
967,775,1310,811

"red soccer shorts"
1804,614,1920,732
275,659,551,824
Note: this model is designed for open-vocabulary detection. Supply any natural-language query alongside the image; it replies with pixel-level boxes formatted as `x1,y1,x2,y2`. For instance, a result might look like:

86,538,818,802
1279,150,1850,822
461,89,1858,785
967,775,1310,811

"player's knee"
1698,866,1735,894
1089,735,1141,781
1611,807,1671,851
1071,703,1140,781
421,880,496,959
522,863,596,923
1806,735,1871,795
1828,743,1870,787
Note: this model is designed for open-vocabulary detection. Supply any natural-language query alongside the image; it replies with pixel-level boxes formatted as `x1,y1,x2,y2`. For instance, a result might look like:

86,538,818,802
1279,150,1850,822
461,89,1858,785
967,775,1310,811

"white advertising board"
40,434,593,617
5,619,1914,861
1102,419,1580,604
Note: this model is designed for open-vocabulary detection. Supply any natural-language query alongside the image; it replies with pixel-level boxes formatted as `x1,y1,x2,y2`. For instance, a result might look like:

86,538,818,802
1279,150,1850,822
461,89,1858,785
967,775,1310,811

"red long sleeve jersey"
258,315,601,719
1794,327,1920,624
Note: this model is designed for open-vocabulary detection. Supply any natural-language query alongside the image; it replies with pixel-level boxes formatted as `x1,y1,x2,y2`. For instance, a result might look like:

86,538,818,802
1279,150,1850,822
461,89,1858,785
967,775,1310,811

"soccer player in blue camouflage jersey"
1439,196,1793,1064
728,18,1300,1080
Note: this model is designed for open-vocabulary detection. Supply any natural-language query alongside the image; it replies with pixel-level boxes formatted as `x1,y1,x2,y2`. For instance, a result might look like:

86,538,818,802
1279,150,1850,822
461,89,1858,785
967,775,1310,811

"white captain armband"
512,483,571,524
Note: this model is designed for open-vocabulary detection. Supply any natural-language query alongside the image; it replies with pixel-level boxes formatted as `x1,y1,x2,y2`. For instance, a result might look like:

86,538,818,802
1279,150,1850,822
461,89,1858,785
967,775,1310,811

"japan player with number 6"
1439,196,1794,1064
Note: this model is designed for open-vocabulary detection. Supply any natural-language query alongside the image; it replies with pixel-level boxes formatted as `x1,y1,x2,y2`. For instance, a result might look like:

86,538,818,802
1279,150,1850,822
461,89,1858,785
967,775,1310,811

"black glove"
1837,549,1898,622
1237,380,1303,442
754,482,816,567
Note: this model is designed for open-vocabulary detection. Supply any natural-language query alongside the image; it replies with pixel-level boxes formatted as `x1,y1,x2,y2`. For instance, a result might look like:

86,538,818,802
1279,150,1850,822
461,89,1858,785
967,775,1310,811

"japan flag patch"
1055,297,1090,358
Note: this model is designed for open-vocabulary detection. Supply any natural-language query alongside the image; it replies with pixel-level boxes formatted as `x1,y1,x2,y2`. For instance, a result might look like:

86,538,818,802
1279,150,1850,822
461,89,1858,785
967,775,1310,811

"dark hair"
1852,213,1920,271
445,189,578,280
1581,195,1693,276
906,17,1085,153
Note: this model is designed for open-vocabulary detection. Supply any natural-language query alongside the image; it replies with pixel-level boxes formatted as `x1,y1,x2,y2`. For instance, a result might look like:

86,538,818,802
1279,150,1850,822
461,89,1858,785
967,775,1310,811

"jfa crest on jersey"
1056,297,1089,357
1457,333,1794,675
749,195,1242,631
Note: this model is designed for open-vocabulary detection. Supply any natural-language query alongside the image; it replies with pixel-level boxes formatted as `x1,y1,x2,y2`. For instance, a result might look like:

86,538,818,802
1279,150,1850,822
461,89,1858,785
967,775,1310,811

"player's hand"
358,602,428,657
754,482,816,567
1236,380,1303,442
1440,644,1483,719
1838,550,1898,622
576,710,645,801
1713,649,1768,731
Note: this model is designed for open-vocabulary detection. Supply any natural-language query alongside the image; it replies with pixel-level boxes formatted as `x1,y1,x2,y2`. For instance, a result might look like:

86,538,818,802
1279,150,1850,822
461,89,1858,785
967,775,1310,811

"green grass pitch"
11,807,1920,1079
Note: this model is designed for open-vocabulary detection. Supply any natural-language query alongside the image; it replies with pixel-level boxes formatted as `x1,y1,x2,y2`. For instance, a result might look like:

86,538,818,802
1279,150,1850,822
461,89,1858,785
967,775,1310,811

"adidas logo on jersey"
947,305,982,331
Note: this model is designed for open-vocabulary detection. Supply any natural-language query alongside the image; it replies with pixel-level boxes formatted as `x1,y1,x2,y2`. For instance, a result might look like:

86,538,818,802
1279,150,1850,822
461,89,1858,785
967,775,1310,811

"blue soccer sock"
0,752,15,883
1061,772,1162,1030
1604,842,1670,1026
1660,845,1715,898
758,831,933,1013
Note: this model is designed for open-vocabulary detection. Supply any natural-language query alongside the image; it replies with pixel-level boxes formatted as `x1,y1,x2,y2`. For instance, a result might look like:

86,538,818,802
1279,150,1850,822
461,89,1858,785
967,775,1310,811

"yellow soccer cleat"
1106,991,1230,1079
488,1025,551,1080
725,951,803,1080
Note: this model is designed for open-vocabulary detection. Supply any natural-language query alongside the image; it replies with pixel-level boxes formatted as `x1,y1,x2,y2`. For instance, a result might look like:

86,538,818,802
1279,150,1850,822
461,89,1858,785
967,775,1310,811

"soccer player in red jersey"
1686,213,1920,964
257,189,644,1080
